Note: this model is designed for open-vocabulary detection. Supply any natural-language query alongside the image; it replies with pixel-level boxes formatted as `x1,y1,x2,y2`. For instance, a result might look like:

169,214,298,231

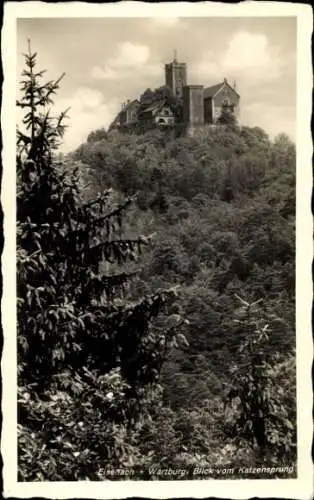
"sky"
16,16,297,152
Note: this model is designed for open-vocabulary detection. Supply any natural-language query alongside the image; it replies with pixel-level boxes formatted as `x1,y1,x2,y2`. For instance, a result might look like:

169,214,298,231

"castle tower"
183,85,204,127
165,51,187,99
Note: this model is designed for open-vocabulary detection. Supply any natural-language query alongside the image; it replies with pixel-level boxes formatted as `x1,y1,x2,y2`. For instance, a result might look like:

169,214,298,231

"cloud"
91,65,117,81
190,56,219,82
241,101,296,141
91,41,157,81
91,62,160,81
191,31,287,86
188,31,295,140
113,41,150,68
222,32,284,80
149,17,181,28
71,88,104,110
54,87,119,152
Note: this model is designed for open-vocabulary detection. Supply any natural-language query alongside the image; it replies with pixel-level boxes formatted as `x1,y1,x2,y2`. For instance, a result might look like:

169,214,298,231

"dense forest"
17,48,296,481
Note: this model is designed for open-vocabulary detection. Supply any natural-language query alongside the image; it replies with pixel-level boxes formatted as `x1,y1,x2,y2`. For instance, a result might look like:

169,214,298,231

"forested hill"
74,125,295,217
72,126,295,316
70,124,296,464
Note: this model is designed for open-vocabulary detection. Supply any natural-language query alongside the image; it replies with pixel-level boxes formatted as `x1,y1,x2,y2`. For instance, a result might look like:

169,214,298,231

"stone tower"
165,51,187,99
183,85,204,127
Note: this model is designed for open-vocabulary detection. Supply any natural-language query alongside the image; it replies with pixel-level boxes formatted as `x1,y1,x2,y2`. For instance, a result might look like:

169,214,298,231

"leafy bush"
225,296,296,463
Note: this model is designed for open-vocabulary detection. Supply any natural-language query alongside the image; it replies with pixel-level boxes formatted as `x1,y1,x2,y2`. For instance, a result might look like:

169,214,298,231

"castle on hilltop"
109,53,240,134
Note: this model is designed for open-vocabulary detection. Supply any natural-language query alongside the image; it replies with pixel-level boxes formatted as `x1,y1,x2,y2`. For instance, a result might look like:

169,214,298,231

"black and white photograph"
1,2,313,499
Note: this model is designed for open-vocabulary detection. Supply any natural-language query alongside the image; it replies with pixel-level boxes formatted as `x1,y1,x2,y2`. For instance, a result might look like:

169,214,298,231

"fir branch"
81,236,152,266
96,197,135,221
81,189,113,210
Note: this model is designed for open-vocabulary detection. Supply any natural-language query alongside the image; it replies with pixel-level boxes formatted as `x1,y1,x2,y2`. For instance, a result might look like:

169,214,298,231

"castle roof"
140,99,167,115
122,99,140,111
138,99,177,118
204,80,240,99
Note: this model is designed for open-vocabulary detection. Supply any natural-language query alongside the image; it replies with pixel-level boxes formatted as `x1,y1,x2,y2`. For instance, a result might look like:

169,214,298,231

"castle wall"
213,85,239,106
119,101,140,126
204,97,213,124
156,105,176,126
183,85,204,126
126,102,140,123
212,103,240,124
212,85,240,123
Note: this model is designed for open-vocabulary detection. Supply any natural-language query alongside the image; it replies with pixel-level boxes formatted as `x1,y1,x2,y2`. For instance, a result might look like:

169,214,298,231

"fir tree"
17,42,185,480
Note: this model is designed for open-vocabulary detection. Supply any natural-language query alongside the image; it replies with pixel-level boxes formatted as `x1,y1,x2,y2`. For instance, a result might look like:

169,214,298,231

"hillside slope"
70,124,296,474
